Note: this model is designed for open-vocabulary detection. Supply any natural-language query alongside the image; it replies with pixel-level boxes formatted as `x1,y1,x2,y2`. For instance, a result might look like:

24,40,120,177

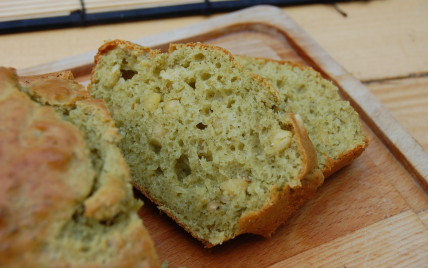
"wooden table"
1,0,428,266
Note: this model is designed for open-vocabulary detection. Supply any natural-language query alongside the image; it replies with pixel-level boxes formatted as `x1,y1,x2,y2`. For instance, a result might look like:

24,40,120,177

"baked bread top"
235,56,368,177
89,40,323,247
0,67,159,268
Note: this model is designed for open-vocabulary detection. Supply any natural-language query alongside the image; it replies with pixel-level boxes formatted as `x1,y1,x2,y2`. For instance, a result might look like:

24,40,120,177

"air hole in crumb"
201,73,211,81
134,96,141,104
277,80,285,89
198,150,213,162
216,62,221,68
227,99,235,108
166,80,173,90
155,167,163,175
122,59,128,65
201,105,212,116
231,77,237,82
80,246,90,252
116,120,124,128
182,61,190,68
238,143,245,150
154,66,163,76
298,85,307,94
194,53,205,61
206,91,215,99
188,81,196,90
272,105,280,112
196,123,207,130
217,75,223,81
149,142,162,154
279,122,289,131
174,155,191,182
230,145,236,151
178,140,184,147
121,69,137,80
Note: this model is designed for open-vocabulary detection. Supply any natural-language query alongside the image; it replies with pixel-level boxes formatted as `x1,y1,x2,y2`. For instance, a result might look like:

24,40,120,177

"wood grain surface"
419,209,428,229
136,154,412,267
285,0,428,82
272,210,428,267
362,123,428,213
367,77,428,152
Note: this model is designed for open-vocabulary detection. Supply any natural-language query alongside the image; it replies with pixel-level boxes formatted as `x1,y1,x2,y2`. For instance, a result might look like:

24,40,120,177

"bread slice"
89,40,323,247
0,68,160,268
235,56,368,178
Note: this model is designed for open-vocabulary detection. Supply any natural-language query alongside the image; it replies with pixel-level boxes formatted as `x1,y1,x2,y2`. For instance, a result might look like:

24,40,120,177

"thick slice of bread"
89,40,323,247
235,56,369,177
0,68,159,268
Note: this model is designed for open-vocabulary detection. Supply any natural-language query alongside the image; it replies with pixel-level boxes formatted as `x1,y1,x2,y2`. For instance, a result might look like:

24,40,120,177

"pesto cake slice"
89,40,323,247
0,68,159,268
236,56,368,177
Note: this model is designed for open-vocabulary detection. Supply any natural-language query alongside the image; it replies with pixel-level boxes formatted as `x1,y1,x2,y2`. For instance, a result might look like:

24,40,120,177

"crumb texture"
236,56,368,176
89,40,322,246
0,68,159,268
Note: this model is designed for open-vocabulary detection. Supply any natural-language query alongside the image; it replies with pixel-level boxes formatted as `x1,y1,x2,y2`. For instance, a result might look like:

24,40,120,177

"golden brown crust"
236,55,369,178
90,41,321,248
20,70,75,85
169,43,235,62
89,39,155,93
322,136,369,178
170,43,281,103
236,114,323,240
0,67,159,267
134,113,323,248
0,67,94,266
237,169,323,237
94,40,152,65
24,76,90,106
287,114,320,177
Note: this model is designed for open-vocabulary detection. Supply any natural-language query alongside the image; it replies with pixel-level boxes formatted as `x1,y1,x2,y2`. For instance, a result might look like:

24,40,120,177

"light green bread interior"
56,102,141,261
90,43,306,245
236,57,366,172
23,82,143,264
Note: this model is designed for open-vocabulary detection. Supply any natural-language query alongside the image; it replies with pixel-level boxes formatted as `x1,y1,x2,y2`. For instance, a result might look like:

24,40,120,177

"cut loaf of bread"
235,56,368,177
0,68,159,268
89,40,323,247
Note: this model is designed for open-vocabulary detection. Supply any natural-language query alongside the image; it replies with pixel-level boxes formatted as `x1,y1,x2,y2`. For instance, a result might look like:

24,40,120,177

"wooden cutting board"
19,5,428,267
